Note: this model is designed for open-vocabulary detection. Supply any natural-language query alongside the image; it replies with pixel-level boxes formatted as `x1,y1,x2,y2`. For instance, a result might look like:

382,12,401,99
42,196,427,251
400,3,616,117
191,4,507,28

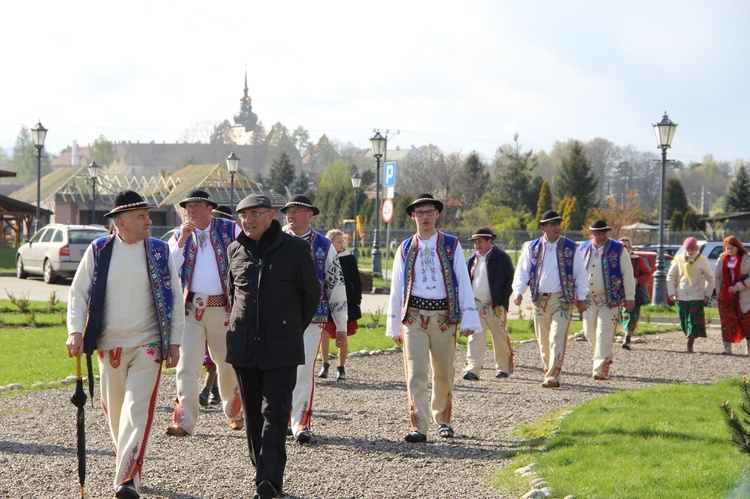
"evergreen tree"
10,126,51,184
554,141,598,214
455,151,488,206
682,210,699,231
725,165,750,212
491,133,539,213
289,170,309,196
269,152,296,195
664,177,690,219
558,196,585,232
536,180,554,222
670,211,684,234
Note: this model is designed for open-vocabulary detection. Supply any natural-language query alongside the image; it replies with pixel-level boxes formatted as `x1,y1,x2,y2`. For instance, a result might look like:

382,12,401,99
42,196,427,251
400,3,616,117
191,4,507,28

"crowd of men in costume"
66,188,641,499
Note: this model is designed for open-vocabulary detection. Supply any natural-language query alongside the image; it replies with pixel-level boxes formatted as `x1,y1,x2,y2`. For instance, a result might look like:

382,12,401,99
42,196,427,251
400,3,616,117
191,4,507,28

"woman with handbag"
667,237,715,353
619,237,652,349
713,236,750,355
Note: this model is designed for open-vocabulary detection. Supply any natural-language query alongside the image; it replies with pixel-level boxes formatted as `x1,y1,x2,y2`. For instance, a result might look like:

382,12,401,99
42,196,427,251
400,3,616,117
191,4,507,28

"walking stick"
70,355,87,498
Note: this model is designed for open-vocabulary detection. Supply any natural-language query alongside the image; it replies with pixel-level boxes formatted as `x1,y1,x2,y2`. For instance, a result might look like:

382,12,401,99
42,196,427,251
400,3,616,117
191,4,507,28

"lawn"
0,247,16,273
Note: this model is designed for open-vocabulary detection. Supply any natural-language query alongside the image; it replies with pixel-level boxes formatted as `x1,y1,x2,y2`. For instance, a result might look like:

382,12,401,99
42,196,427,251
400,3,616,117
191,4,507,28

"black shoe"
404,430,427,443
286,426,293,436
621,342,631,350
295,427,312,443
495,371,509,378
462,371,479,381
256,480,279,499
198,386,211,407
115,480,140,499
318,362,330,379
209,386,222,405
337,366,347,381
438,424,454,438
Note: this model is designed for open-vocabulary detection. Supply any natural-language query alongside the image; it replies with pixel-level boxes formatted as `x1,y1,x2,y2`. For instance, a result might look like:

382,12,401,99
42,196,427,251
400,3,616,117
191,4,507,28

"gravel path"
1,327,748,499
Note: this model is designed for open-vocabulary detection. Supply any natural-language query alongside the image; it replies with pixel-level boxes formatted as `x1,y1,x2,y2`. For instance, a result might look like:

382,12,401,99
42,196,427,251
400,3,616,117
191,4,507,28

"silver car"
16,224,109,283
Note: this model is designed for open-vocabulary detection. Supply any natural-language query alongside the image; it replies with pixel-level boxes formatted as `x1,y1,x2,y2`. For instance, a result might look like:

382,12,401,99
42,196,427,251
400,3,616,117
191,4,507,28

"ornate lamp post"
88,161,99,224
226,151,240,212
370,131,387,274
651,111,678,305
351,172,362,260
30,120,48,234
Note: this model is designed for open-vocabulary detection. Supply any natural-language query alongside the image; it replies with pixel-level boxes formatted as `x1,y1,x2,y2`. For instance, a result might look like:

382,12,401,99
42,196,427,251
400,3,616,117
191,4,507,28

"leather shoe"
166,425,188,436
438,424,454,438
295,427,312,443
541,379,560,388
462,371,479,381
229,419,244,431
256,480,279,499
495,371,509,378
593,373,608,380
404,430,427,443
115,480,139,499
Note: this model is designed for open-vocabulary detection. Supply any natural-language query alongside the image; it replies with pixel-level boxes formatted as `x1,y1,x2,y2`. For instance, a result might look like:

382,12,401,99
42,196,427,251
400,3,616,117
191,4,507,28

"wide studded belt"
187,292,227,307
408,296,448,311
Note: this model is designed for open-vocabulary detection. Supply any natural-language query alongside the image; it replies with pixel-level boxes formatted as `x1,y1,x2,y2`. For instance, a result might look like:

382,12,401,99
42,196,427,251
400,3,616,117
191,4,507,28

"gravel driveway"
1,327,747,498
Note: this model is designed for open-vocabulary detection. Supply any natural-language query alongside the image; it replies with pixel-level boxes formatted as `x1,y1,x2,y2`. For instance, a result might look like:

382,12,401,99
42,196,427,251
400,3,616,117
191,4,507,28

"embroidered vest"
528,237,577,303
83,235,175,357
308,231,332,323
579,239,625,307
178,217,236,311
400,231,461,324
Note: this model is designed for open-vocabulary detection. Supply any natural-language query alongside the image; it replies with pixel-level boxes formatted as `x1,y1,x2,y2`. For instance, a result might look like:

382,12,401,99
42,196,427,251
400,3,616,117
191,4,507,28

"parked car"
635,244,682,257
16,224,109,283
673,240,750,274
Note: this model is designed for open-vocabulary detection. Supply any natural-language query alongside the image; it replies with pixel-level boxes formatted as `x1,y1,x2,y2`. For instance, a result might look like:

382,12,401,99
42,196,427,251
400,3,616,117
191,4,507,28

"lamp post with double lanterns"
226,151,240,212
351,172,362,260
30,121,48,234
651,111,678,306
370,132,387,274
88,161,99,224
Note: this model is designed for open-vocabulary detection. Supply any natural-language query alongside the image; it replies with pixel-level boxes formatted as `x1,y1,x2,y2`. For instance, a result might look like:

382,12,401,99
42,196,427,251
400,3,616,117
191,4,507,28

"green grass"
0,247,16,272
494,377,750,498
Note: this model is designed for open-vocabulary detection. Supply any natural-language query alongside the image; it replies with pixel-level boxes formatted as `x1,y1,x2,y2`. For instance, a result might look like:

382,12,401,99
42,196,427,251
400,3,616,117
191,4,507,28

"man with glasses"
387,194,480,443
281,194,348,443
165,189,244,437
227,194,320,499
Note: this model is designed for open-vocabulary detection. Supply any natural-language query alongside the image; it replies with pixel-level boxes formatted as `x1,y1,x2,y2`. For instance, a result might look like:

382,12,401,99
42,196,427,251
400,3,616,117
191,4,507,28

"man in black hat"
462,226,516,381
280,194,348,443
387,194,481,442
579,219,635,380
67,190,184,498
166,189,244,436
227,194,320,499
511,210,588,388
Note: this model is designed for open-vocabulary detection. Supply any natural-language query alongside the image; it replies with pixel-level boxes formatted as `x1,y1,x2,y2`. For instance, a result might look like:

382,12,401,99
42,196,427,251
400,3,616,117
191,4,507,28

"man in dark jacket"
462,227,516,380
226,194,320,499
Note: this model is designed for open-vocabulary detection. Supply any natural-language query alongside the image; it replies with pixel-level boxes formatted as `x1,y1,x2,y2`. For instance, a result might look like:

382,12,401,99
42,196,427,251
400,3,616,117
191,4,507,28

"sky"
2,0,749,166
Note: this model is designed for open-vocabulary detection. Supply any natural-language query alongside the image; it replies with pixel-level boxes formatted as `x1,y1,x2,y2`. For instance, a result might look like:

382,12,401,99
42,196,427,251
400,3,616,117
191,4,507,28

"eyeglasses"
239,210,272,221
413,209,437,217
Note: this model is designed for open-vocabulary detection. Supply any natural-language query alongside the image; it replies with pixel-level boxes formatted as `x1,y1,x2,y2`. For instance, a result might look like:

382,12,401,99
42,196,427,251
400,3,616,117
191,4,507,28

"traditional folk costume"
579,222,635,379
168,190,243,435
387,204,481,438
512,211,588,386
464,227,515,379
667,246,714,341
281,195,347,440
620,252,652,335
714,252,750,351
67,191,184,496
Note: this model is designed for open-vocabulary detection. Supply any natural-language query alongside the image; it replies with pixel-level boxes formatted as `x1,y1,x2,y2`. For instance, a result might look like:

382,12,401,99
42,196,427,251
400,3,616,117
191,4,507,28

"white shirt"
512,236,589,299
471,252,492,303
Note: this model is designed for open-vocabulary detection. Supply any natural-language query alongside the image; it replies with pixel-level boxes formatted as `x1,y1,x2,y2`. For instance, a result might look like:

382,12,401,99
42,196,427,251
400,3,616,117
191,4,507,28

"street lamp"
30,120,48,234
351,172,362,260
370,131,387,274
88,161,99,224
651,111,678,306
226,151,240,212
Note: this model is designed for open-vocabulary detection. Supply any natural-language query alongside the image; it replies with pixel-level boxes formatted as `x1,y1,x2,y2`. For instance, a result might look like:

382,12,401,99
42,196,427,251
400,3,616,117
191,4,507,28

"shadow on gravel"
0,439,112,457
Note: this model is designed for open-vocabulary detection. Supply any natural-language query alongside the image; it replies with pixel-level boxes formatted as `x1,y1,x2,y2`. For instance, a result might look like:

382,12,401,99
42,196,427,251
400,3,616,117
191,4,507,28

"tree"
664,177,689,219
90,135,117,168
209,119,233,145
682,210,699,231
291,126,312,158
289,170,310,196
491,133,540,213
9,126,51,184
554,141,598,214
536,180,554,222
670,211,683,234
725,165,750,212
269,152,296,195
589,190,643,239
315,161,357,229
454,151,488,206
557,196,585,233
583,138,618,201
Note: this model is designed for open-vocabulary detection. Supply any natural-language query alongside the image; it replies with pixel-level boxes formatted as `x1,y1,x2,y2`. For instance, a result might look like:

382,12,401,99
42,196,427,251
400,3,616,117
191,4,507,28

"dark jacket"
226,220,321,370
338,253,362,321
467,244,515,310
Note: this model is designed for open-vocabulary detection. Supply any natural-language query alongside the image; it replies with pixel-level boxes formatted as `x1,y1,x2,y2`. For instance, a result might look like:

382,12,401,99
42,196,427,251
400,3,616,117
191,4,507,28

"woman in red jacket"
619,237,652,349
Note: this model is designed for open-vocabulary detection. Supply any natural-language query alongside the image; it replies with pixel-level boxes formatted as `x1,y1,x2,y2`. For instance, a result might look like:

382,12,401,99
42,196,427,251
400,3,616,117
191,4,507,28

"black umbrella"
69,355,87,498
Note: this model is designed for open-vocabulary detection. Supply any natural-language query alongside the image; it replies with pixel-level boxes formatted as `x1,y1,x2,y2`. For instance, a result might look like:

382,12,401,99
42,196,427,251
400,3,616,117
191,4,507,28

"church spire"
233,68,258,132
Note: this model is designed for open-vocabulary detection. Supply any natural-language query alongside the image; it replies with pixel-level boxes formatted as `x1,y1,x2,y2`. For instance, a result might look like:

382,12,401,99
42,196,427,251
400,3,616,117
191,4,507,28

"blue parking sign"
383,161,396,187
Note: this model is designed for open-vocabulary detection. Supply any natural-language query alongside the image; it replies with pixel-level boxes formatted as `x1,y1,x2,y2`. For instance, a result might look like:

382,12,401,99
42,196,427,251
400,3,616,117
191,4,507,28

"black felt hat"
104,190,155,218
405,194,444,215
179,189,218,209
280,194,319,216
212,205,234,220
236,194,273,213
470,226,497,240
588,219,612,232
539,210,563,225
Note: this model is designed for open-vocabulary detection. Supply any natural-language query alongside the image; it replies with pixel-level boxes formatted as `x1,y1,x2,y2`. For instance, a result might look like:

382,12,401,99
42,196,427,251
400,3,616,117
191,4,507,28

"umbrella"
69,355,87,498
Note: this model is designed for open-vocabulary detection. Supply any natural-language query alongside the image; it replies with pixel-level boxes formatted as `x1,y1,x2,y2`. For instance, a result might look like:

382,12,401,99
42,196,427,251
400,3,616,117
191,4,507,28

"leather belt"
408,296,448,311
187,292,226,307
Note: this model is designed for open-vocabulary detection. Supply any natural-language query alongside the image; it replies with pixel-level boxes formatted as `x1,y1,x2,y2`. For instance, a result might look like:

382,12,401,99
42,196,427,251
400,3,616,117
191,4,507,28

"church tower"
233,70,259,132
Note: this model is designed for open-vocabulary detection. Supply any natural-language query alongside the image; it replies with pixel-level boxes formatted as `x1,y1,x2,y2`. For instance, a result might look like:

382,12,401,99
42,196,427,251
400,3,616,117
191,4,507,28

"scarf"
719,254,742,301
676,253,701,287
